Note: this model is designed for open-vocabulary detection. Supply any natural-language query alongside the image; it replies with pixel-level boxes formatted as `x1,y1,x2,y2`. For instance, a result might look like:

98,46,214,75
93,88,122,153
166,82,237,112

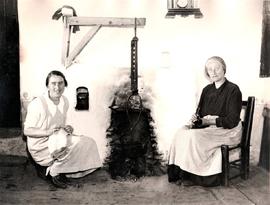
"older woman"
168,56,242,186
24,70,102,188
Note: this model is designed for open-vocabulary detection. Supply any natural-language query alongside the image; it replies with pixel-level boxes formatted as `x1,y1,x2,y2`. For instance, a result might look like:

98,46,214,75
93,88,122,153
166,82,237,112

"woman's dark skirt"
167,164,221,187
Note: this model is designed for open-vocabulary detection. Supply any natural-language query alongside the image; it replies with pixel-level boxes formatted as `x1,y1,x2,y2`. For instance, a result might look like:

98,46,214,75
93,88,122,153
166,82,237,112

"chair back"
240,96,255,148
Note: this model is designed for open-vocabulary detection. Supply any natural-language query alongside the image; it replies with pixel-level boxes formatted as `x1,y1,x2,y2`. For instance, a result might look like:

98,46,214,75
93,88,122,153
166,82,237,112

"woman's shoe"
59,174,73,185
182,179,196,187
167,165,183,182
51,175,68,189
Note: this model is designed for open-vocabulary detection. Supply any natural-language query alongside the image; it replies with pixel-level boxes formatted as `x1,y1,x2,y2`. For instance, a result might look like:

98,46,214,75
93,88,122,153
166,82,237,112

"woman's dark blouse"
197,79,242,129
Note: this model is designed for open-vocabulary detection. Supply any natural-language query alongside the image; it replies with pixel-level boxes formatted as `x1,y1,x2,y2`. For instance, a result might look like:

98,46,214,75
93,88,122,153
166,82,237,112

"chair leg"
241,149,250,180
246,150,250,179
221,145,229,186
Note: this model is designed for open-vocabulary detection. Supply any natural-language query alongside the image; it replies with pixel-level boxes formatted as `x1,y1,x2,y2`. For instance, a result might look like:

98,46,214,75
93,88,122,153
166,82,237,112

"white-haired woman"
168,56,242,186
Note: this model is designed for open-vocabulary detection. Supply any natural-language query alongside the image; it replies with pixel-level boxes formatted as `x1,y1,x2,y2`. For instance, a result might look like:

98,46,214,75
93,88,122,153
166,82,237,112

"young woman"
168,56,242,186
24,70,102,188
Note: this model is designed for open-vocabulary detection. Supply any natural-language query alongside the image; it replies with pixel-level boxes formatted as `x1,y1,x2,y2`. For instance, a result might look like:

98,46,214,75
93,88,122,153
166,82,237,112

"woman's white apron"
26,94,102,177
168,122,242,176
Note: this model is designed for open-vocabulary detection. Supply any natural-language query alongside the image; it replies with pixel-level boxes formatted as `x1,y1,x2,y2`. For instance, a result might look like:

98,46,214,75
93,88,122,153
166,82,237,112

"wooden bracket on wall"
60,12,146,68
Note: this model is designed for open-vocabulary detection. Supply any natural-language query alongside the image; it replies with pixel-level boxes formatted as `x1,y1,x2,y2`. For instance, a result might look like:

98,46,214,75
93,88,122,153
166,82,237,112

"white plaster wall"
18,0,268,163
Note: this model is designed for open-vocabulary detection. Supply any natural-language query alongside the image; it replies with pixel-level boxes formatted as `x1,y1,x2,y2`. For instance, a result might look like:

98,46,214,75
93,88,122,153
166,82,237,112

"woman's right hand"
190,114,199,124
47,127,61,136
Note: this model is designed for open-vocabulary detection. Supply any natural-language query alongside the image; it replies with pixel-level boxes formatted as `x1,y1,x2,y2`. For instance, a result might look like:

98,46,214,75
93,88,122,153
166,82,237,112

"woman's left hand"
202,115,218,125
64,125,74,134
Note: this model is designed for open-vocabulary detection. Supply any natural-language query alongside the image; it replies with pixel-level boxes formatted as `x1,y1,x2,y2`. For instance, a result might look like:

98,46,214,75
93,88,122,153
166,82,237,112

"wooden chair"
221,96,255,186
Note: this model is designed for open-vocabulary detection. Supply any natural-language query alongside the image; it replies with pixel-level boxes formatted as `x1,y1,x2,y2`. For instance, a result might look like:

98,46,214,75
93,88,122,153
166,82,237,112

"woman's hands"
191,114,199,124
189,114,218,127
201,115,218,125
50,125,73,136
63,125,74,134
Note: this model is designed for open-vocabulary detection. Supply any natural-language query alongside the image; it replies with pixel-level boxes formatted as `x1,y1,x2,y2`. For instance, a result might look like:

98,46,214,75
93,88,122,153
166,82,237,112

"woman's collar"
44,92,64,107
214,78,227,89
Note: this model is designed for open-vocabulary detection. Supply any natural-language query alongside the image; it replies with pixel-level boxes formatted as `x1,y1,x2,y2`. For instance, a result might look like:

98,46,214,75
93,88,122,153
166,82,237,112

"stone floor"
0,154,269,205
0,133,269,205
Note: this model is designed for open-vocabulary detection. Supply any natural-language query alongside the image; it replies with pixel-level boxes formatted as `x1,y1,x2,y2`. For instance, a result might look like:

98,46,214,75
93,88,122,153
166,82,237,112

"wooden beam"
61,15,146,68
65,25,101,67
61,16,72,65
67,17,146,27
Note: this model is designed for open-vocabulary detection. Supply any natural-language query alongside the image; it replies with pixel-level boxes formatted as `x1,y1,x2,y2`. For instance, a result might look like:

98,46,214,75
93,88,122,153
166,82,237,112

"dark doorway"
0,0,20,128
